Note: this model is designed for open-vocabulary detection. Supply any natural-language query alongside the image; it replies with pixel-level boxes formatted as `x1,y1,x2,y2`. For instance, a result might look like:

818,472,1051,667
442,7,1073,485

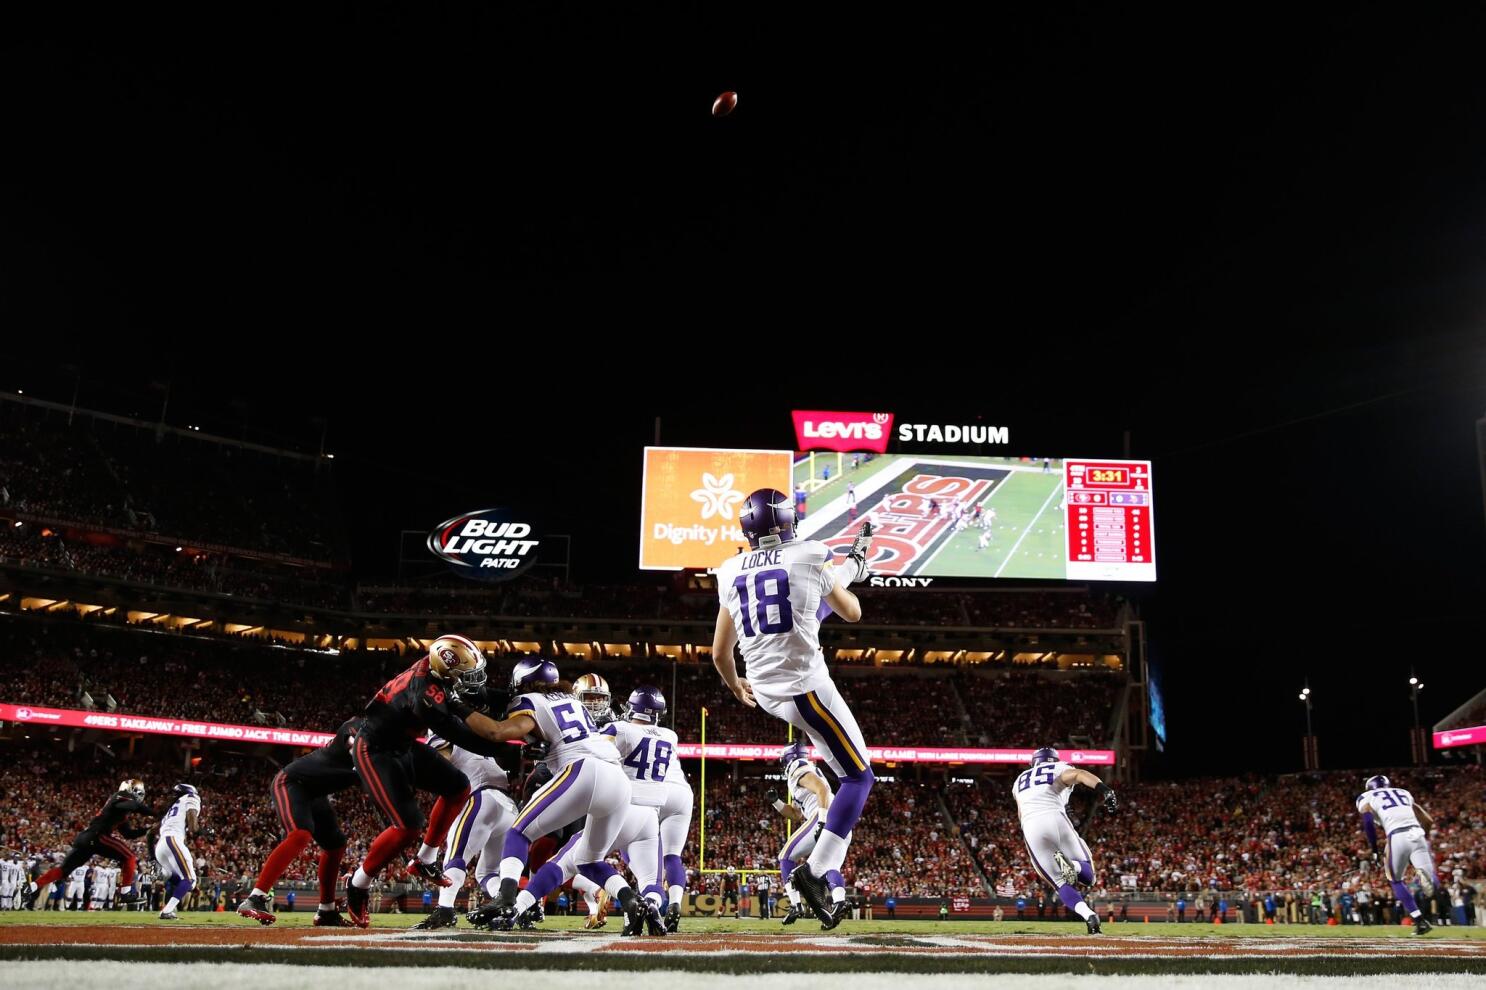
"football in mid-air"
712,91,738,117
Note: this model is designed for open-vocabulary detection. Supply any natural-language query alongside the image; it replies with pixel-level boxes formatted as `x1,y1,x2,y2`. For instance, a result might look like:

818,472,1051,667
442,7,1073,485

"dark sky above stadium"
5,6,1486,775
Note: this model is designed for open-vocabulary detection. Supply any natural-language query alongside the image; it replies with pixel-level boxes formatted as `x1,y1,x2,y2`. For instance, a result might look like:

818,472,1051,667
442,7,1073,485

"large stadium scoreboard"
1064,459,1156,582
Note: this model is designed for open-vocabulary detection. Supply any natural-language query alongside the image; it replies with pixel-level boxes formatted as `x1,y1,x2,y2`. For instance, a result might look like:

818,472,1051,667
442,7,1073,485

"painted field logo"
427,508,540,583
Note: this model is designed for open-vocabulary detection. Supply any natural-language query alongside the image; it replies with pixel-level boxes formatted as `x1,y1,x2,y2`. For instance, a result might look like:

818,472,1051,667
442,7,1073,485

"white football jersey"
508,690,618,773
1357,786,1423,833
715,540,838,695
1012,761,1075,822
70,866,88,883
159,793,200,840
607,721,682,806
787,758,830,821
428,735,511,793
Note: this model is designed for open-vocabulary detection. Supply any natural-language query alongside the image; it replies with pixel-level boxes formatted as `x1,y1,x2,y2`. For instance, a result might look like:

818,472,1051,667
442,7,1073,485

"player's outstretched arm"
823,583,862,623
1060,767,1117,813
1415,804,1434,828
711,606,755,706
464,710,538,745
771,794,806,824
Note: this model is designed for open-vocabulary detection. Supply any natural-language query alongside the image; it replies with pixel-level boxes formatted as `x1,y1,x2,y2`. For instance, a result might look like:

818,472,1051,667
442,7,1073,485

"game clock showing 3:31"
1064,459,1156,582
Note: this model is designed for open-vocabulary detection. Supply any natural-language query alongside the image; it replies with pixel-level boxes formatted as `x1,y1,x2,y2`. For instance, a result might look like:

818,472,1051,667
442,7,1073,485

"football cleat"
236,892,276,926
406,857,451,887
618,888,647,937
314,908,356,927
1086,913,1103,935
344,880,370,928
583,912,608,930
466,903,515,931
821,901,850,931
1053,851,1079,888
515,903,543,930
1414,915,1434,935
412,906,457,930
790,863,833,924
665,903,680,934
158,910,178,920
780,903,801,925
643,902,667,936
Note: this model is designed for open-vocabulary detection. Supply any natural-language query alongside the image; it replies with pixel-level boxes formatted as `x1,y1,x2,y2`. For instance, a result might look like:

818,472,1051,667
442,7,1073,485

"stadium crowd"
0,404,340,561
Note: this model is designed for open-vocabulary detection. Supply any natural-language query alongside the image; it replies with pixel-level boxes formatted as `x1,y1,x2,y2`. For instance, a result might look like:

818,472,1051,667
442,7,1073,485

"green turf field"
924,469,1065,580
2,911,1482,938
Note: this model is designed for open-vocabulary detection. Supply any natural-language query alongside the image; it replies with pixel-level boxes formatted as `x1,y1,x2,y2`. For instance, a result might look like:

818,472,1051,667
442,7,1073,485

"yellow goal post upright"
697,705,788,884
796,450,843,493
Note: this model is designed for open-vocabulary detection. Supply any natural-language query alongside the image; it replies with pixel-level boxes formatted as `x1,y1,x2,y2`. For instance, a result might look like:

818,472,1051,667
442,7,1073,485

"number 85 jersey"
1012,761,1076,823
605,722,683,806
715,540,838,696
507,690,619,774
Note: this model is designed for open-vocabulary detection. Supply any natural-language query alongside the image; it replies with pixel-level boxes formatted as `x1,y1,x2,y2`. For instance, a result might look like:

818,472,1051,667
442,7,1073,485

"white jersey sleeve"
1358,787,1422,833
787,758,828,821
1012,761,1076,822
428,734,512,793
159,794,200,840
715,540,838,696
509,691,619,773
610,721,680,806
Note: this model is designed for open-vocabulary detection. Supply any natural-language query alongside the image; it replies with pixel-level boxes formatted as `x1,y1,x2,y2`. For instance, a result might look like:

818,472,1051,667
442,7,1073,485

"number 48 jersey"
1357,786,1422,833
605,721,682,806
507,690,619,774
1012,761,1076,822
715,540,838,696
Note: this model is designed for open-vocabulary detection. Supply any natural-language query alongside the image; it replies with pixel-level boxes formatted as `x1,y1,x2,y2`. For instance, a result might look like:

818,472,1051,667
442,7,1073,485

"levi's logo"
792,410,894,453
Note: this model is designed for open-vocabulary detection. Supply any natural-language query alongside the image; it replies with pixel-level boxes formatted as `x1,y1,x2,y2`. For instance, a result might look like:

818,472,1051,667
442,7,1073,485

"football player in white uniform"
773,742,851,928
602,684,693,933
154,784,201,919
410,726,519,930
1013,747,1117,935
712,489,874,925
1358,774,1438,934
461,658,658,935
0,854,15,909
64,865,88,910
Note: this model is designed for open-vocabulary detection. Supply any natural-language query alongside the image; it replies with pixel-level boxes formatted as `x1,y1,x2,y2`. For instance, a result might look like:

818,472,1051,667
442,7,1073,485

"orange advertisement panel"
640,446,793,570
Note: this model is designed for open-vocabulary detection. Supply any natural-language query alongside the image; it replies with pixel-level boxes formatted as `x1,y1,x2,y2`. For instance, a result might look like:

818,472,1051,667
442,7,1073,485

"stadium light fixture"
1409,676,1418,685
12,521,21,528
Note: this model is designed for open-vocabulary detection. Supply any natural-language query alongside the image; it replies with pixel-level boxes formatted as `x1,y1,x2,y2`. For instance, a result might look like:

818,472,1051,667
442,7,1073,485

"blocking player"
342,634,515,927
238,717,364,926
462,658,657,935
1013,747,1117,935
24,779,154,909
603,684,693,932
711,488,873,925
411,723,520,931
153,783,200,920
574,673,616,727
773,741,851,928
1357,774,1438,935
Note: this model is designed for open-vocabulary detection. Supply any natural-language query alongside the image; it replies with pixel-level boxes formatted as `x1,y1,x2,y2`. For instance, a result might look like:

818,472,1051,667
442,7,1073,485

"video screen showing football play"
641,446,1155,582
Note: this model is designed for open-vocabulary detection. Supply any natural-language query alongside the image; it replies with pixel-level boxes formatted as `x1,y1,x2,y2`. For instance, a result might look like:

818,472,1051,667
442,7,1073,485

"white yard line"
993,479,1064,578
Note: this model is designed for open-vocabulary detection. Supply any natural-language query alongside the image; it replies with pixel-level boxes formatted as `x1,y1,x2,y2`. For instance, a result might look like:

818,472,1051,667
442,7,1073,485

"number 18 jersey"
508,690,619,774
715,540,838,696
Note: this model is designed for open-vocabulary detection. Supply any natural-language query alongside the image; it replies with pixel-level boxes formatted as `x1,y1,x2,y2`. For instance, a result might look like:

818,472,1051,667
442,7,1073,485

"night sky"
5,5,1486,776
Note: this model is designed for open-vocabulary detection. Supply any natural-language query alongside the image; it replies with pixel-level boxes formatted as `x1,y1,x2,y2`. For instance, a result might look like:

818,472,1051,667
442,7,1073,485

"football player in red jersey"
24,780,154,908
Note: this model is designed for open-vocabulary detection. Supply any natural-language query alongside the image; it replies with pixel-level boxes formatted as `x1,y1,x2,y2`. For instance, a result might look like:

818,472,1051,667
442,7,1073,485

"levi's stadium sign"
0,703,1117,764
793,410,894,453
427,507,540,583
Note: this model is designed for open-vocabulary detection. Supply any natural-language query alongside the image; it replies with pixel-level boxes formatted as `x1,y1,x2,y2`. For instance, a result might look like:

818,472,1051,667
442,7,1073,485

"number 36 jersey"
715,540,839,696
507,690,619,774
1357,787,1422,833
1012,761,1075,823
604,721,683,806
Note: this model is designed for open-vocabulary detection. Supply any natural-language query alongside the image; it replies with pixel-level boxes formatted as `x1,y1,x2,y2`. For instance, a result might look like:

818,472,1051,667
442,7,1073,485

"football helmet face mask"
510,657,560,694
624,684,667,724
428,635,488,694
740,488,797,549
573,673,612,719
1365,774,1391,791
119,779,146,802
1030,747,1060,767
